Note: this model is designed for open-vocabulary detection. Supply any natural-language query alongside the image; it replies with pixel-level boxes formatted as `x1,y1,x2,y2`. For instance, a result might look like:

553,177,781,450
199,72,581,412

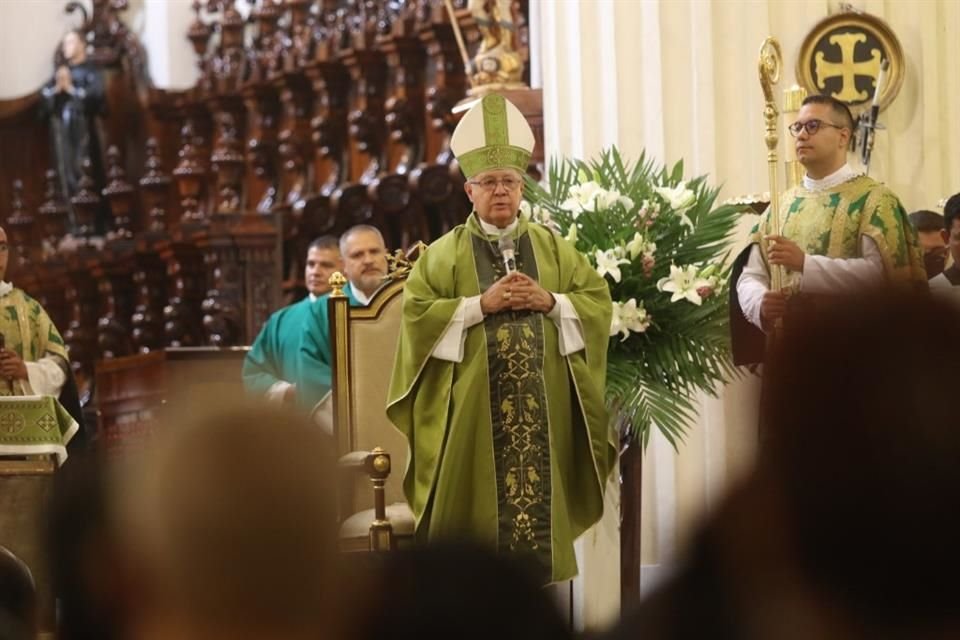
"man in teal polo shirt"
297,225,389,411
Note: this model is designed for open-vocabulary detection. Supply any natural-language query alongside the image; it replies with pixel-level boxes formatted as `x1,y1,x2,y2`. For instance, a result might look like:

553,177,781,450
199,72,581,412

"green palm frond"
525,146,749,448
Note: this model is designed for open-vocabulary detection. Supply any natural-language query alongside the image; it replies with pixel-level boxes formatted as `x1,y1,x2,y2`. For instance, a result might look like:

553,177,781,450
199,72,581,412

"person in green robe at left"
0,226,71,399
386,94,616,584
242,235,341,404
296,225,390,414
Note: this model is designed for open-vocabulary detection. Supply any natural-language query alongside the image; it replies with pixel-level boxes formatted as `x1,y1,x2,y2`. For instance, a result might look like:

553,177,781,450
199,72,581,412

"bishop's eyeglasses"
788,119,847,137
469,176,523,191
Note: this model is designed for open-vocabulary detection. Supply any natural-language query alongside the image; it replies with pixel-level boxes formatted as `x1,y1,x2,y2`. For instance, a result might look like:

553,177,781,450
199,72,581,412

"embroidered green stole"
470,231,553,579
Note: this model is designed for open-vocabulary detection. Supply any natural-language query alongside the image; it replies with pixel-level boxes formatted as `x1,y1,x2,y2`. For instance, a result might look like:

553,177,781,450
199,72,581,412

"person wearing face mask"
296,226,390,412
730,94,926,364
242,236,342,405
386,94,615,585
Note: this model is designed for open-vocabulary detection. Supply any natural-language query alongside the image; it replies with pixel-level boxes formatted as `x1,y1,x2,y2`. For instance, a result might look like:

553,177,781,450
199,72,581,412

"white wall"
538,0,960,610
0,0,201,99
0,0,92,100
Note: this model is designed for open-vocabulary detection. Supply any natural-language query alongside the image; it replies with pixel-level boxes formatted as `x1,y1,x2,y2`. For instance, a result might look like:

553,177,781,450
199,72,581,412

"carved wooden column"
131,139,171,353
63,162,103,386
273,0,315,211
332,4,389,233
36,170,70,330
94,146,137,359
206,2,248,169
371,4,428,249
414,4,471,238
199,115,245,347
6,180,36,286
297,5,352,245
243,2,283,214
160,123,208,347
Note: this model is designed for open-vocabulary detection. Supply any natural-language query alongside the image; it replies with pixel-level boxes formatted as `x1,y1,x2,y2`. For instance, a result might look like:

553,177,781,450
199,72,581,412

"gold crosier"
758,38,784,296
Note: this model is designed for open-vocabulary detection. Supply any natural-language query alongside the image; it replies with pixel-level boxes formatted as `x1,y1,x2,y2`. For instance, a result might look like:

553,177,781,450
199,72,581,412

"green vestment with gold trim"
749,175,926,289
386,214,616,584
0,288,68,397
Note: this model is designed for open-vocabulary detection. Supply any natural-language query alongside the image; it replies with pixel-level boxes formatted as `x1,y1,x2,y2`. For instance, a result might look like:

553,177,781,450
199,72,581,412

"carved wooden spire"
173,121,208,226
7,179,34,272
102,145,135,238
211,113,245,215
71,158,102,241
139,138,172,233
38,169,69,255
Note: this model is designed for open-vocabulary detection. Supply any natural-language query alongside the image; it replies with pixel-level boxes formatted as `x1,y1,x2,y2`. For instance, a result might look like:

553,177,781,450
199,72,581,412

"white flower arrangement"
524,147,747,446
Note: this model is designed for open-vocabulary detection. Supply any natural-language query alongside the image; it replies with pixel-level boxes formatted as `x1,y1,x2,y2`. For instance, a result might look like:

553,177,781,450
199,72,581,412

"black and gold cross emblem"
797,10,904,113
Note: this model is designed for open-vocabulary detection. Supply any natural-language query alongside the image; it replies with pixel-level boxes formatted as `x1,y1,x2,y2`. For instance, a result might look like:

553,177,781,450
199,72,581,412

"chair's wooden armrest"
338,451,372,468
337,448,391,479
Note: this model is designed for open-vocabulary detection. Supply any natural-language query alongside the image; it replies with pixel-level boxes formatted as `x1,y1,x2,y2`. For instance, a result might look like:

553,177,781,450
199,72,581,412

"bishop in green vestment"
731,95,926,364
243,237,341,403
386,95,616,584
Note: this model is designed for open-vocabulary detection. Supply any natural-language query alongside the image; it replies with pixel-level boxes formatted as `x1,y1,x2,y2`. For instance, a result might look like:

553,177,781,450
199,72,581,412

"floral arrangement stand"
525,147,748,602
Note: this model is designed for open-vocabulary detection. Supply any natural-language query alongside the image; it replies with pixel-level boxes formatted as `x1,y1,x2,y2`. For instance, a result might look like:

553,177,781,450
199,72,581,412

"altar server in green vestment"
243,236,341,403
296,225,389,413
0,227,70,397
731,94,926,363
386,94,616,584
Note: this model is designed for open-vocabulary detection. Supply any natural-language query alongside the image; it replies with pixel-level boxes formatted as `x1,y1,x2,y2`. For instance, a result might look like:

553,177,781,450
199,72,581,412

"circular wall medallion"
796,11,904,113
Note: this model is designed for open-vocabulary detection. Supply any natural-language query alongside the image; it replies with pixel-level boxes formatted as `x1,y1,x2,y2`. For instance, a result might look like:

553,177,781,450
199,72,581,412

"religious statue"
466,0,526,93
39,30,107,222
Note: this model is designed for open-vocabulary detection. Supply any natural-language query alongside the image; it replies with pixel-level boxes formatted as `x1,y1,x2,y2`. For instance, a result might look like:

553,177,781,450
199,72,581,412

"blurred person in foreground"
346,543,572,640
108,403,345,640
605,292,960,640
0,545,36,640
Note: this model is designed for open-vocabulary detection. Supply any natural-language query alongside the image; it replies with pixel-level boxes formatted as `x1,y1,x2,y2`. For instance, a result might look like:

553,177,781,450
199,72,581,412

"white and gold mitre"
450,93,534,179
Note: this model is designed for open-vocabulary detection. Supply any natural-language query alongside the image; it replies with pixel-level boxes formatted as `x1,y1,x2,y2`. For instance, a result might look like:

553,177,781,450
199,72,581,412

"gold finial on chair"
371,446,391,474
329,272,347,297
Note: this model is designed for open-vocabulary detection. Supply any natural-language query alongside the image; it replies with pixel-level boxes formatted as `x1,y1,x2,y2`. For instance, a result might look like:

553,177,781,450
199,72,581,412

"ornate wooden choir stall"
0,0,539,451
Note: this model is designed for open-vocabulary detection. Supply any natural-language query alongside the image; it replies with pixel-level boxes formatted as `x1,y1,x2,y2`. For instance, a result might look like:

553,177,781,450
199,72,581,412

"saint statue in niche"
467,0,526,92
39,30,107,226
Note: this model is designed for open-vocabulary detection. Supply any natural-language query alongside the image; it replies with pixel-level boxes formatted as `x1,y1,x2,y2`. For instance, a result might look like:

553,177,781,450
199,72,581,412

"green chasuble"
750,175,926,290
242,296,317,397
0,288,68,397
386,214,616,584
297,283,361,411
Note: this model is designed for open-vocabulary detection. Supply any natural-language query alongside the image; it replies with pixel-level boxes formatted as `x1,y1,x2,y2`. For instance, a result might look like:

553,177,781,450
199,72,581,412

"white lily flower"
610,301,624,339
657,264,712,305
610,298,651,341
626,232,645,260
655,184,696,229
655,183,696,212
595,248,630,283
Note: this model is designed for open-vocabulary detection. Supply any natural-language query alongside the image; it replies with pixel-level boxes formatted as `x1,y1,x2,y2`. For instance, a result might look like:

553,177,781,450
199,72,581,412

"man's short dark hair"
307,235,340,253
908,210,945,233
944,193,960,232
802,94,856,133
